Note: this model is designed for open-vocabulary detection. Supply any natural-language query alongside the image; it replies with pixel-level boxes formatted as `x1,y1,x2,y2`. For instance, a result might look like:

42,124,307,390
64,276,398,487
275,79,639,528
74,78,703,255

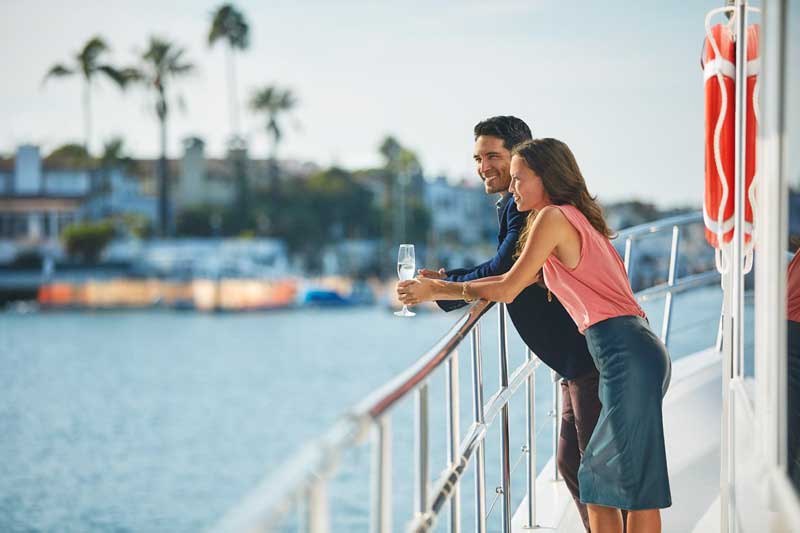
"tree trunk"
233,148,249,233
226,43,240,138
83,81,92,156
158,113,170,237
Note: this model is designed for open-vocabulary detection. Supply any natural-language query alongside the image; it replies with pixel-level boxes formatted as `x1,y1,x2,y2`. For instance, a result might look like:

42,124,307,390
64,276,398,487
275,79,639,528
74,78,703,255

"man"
418,116,604,532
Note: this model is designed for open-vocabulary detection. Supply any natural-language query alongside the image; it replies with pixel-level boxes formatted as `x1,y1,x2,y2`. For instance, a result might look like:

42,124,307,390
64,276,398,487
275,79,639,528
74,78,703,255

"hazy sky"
2,0,735,207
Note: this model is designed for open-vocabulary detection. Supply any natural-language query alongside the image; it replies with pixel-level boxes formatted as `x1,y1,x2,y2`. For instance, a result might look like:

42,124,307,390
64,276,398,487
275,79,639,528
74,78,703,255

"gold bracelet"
462,282,475,303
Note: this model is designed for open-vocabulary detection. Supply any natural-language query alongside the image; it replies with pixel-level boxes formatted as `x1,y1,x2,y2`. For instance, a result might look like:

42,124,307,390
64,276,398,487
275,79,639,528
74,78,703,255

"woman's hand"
396,278,434,305
417,267,446,280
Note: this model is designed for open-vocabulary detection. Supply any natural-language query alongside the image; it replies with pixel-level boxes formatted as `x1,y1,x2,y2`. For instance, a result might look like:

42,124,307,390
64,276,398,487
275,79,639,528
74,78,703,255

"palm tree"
378,135,422,245
208,3,250,140
43,36,130,155
250,85,297,161
209,4,251,233
249,86,297,235
129,37,195,237
97,137,134,194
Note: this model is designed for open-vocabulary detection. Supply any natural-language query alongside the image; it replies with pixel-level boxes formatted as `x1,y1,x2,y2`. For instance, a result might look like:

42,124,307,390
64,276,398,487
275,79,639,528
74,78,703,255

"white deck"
511,347,723,533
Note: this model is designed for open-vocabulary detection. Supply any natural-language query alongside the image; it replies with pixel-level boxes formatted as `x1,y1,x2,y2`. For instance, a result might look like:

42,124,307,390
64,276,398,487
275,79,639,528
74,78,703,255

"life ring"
702,20,759,271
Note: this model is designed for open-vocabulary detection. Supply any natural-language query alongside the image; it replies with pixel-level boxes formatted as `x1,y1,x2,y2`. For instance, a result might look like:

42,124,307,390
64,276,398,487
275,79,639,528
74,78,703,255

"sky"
1,0,739,207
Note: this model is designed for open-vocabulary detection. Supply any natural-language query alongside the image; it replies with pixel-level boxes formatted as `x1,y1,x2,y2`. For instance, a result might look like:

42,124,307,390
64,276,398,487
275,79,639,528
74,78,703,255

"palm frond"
250,84,298,148
132,36,195,120
143,37,171,65
139,38,196,79
118,67,144,85
208,4,250,49
78,36,110,78
42,64,74,85
96,65,130,88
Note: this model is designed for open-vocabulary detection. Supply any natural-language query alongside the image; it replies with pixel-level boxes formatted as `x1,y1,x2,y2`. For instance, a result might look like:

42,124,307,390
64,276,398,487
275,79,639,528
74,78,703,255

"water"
0,288,723,533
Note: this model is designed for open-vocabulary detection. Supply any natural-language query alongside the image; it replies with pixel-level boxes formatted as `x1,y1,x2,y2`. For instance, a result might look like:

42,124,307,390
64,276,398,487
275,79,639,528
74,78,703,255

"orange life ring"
702,23,759,250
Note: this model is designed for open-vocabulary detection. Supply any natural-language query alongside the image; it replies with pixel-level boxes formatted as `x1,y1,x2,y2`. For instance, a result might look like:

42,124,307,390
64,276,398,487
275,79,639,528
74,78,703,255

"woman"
397,138,671,533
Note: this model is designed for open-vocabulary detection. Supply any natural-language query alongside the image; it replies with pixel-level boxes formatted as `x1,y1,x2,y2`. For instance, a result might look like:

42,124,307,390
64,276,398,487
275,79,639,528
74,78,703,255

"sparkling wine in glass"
395,244,416,317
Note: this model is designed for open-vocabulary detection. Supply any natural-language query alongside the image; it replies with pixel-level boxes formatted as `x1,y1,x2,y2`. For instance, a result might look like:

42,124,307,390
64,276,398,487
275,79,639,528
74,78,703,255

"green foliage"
62,220,116,264
117,214,154,240
130,36,195,121
45,143,93,169
251,167,381,257
379,135,421,176
43,35,129,88
208,4,250,50
250,85,298,152
175,205,256,237
376,135,427,246
43,36,132,156
129,36,195,237
99,137,134,171
176,206,225,237
379,198,431,244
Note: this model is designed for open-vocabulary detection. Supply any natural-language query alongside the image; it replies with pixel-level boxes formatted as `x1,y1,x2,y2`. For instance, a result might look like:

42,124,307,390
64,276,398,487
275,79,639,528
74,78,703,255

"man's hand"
417,267,446,280
397,278,434,305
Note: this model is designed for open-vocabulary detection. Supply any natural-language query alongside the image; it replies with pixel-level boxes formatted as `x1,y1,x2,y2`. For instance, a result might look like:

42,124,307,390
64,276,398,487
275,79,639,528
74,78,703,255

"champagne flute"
395,244,416,317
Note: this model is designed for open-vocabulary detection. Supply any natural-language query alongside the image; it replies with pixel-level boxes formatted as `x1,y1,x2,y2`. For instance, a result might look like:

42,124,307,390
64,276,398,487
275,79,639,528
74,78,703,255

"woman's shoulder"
538,204,593,241
533,205,575,236
546,203,589,224
538,204,576,226
536,205,565,223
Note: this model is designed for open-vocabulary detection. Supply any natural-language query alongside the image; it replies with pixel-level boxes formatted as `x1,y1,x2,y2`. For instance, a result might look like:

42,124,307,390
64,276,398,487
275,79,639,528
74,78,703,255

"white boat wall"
210,1,800,532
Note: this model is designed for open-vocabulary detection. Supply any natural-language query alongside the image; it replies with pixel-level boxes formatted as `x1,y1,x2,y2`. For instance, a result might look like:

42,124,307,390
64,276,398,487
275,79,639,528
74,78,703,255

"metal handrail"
636,270,720,302
618,211,717,346
212,300,500,533
212,210,721,533
615,211,703,241
356,300,495,418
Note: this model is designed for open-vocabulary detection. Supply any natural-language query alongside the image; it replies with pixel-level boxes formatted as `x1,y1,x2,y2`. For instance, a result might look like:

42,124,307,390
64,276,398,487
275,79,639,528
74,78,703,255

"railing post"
447,350,461,533
497,304,512,532
415,383,430,519
371,417,392,533
470,325,487,533
552,370,561,481
661,225,681,345
623,236,634,277
525,348,538,528
306,480,330,533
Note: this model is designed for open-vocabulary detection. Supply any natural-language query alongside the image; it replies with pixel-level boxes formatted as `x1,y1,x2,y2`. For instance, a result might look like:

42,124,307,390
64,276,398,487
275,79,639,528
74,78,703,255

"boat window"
784,0,800,495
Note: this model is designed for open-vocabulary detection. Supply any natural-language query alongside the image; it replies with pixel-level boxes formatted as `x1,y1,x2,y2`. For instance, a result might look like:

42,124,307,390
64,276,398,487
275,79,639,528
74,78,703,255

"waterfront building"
0,144,89,244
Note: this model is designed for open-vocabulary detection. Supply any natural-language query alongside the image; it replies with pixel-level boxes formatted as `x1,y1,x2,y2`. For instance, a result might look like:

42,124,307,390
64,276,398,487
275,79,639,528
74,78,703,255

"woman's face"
509,155,551,211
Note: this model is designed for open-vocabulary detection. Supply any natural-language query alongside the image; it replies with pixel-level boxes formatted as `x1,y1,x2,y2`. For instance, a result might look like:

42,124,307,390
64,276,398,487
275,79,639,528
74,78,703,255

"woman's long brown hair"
512,138,614,259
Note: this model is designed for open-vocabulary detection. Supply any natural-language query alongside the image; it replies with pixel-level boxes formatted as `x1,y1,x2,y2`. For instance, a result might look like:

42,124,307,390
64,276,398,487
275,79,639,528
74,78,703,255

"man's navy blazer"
436,195,596,380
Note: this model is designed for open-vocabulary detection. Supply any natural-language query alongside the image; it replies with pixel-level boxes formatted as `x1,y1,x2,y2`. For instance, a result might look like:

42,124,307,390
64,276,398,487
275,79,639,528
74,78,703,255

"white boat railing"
617,212,717,345
211,210,719,533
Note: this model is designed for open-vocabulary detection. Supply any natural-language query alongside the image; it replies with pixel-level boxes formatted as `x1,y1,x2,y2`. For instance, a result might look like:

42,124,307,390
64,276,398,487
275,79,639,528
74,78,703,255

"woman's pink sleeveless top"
787,250,800,322
541,204,645,333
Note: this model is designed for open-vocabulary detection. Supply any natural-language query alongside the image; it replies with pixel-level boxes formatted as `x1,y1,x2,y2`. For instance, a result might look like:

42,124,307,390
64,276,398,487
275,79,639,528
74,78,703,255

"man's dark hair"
473,116,533,151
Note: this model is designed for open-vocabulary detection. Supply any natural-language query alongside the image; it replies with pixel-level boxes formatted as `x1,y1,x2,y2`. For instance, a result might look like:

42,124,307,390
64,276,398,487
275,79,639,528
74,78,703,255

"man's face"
473,135,512,194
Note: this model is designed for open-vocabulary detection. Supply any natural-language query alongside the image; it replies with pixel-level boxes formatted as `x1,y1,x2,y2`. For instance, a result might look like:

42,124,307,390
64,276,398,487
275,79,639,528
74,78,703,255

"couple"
397,116,672,533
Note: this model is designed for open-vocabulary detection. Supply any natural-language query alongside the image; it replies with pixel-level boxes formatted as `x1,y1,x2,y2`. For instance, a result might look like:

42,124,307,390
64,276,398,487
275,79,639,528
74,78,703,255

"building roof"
0,195,84,212
0,150,324,186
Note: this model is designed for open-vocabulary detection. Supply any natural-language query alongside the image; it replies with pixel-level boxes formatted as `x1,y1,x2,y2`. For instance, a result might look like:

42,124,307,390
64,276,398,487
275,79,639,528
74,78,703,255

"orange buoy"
702,23,759,257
